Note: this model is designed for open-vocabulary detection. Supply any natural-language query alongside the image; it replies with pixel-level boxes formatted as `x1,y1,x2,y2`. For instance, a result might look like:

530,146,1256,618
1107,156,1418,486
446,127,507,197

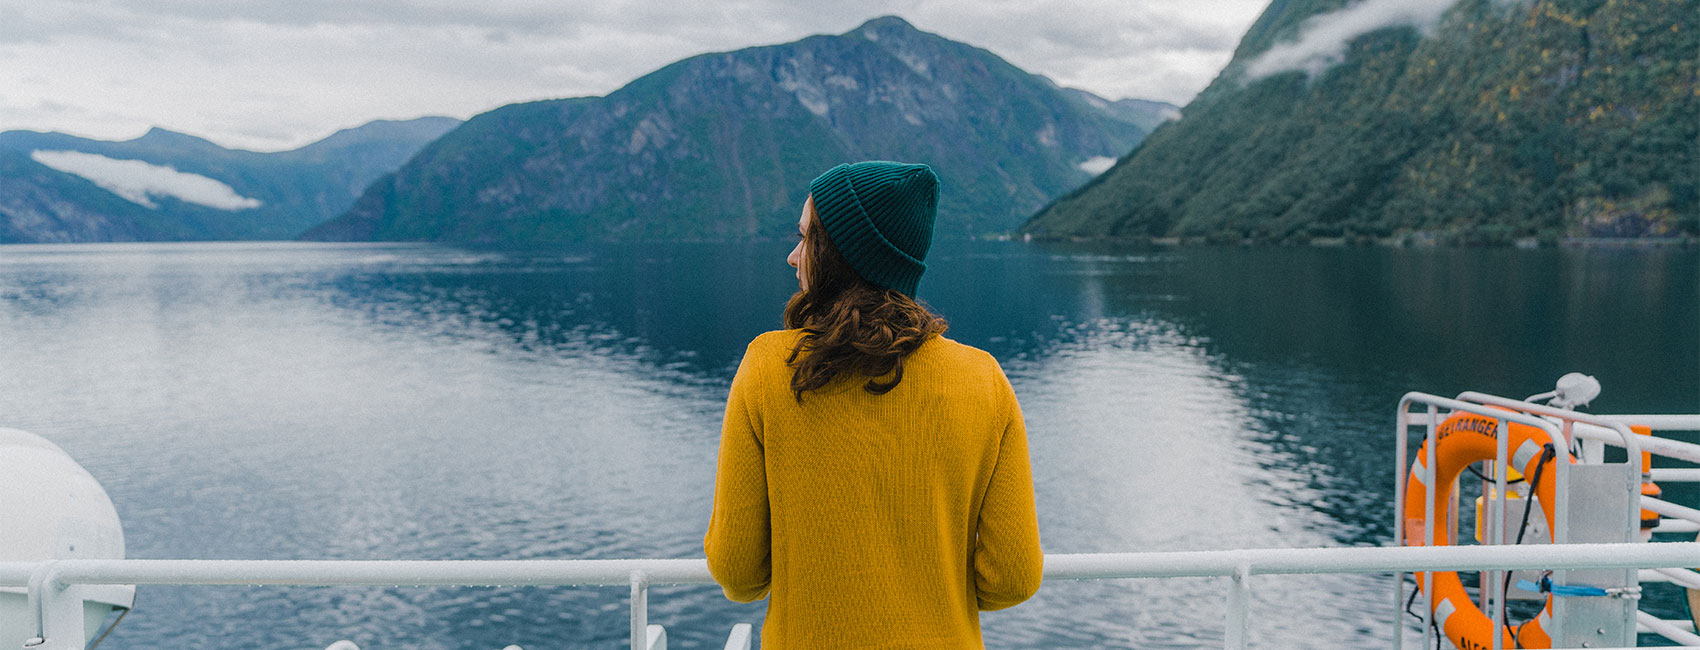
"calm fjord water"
1,241,1694,649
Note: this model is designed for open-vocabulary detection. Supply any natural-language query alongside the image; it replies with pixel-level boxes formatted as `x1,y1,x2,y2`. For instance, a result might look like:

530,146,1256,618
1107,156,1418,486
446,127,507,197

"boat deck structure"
4,388,1700,649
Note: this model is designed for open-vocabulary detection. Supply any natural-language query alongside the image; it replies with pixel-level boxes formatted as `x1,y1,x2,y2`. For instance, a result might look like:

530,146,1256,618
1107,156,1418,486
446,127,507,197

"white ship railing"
8,543,1700,650
8,405,1696,650
1394,390,1700,650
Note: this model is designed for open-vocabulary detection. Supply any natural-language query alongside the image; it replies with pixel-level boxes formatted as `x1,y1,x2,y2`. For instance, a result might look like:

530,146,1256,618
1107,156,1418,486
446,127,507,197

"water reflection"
0,243,772,649
0,241,1692,649
984,315,1399,647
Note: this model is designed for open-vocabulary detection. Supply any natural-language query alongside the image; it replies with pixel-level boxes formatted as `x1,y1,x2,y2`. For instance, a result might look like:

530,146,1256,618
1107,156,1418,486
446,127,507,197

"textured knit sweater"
704,330,1043,649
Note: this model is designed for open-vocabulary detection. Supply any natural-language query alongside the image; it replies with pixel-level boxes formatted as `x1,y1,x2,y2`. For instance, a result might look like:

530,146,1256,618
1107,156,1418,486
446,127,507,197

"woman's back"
704,161,1042,648
705,330,1041,648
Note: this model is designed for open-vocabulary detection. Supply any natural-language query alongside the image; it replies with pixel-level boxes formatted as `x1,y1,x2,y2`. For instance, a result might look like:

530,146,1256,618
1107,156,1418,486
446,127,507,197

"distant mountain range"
1022,0,1698,244
0,117,460,242
306,17,1170,242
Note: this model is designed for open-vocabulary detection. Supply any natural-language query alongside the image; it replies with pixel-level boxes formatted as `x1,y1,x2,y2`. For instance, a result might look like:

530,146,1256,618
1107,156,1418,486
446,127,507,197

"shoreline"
1006,233,1700,249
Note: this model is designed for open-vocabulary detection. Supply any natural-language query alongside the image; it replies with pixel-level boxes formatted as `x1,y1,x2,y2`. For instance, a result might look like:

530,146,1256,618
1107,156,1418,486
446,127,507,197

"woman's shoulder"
914,337,1018,409
747,329,805,354
915,335,1003,373
736,330,804,371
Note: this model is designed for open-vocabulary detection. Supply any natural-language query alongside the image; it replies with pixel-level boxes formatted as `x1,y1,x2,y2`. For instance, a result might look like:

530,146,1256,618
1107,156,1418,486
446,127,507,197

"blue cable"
1517,577,1609,597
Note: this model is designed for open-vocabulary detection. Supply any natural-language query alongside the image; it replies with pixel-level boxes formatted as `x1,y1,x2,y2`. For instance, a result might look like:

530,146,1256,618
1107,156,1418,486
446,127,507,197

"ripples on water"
0,241,1693,648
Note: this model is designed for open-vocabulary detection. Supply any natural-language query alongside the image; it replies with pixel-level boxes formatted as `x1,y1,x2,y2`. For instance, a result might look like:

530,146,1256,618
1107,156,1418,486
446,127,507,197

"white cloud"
912,0,1264,104
1078,156,1117,175
0,1,1268,151
30,150,263,210
1243,0,1459,80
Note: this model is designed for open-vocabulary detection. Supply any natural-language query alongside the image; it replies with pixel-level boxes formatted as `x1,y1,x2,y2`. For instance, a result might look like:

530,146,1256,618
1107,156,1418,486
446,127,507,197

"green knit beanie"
808,161,939,296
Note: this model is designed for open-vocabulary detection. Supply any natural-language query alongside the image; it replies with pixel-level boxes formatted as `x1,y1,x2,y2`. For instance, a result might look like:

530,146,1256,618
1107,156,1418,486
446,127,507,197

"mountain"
306,16,1151,243
0,148,181,242
1022,0,1699,244
0,116,461,242
1060,89,1180,133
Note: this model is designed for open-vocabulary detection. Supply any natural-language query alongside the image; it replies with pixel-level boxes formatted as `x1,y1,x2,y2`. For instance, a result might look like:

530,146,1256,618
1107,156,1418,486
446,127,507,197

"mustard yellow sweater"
704,330,1043,649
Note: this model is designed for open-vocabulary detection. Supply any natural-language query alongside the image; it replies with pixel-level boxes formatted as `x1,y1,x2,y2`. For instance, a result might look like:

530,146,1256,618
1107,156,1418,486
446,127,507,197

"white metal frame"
7,543,1700,650
8,409,1700,650
1393,396,1700,650
1398,393,1592,650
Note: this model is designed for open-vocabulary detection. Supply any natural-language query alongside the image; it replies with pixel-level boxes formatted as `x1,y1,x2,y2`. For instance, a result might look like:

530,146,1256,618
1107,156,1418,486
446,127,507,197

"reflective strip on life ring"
1404,408,1568,649
1434,597,1457,632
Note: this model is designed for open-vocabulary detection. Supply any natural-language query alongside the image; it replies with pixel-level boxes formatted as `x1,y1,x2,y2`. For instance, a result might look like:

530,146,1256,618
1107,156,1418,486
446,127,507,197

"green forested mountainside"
0,117,459,242
306,17,1153,243
1023,0,1699,244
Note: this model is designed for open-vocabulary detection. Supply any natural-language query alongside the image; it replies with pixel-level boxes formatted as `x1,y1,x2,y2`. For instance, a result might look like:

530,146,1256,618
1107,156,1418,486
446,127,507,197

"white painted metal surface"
7,544,1700,650
1645,567,1700,590
1390,391,1700,648
1394,392,1596,650
722,623,752,650
1639,610,1700,646
7,394,1698,649
0,428,133,650
1601,415,1700,430
644,624,665,650
320,641,519,650
1653,469,1700,482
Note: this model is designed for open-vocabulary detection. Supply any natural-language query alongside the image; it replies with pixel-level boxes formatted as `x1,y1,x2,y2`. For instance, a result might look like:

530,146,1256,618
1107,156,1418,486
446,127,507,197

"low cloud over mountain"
31,150,262,210
1244,0,1463,80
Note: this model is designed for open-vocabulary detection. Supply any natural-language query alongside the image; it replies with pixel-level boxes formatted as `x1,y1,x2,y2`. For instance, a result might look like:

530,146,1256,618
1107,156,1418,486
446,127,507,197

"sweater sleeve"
973,369,1044,611
703,344,772,602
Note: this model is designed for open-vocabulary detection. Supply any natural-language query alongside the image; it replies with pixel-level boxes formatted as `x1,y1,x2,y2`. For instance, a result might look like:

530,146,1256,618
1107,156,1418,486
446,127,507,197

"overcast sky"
0,0,1269,152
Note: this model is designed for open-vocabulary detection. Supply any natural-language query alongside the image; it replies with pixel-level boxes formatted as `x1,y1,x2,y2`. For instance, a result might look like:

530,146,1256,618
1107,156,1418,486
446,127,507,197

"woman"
704,161,1043,648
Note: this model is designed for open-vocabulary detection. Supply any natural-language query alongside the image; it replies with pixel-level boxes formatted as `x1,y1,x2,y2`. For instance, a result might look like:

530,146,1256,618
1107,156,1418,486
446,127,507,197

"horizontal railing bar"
1401,393,1566,433
0,564,29,585
7,543,1700,589
1044,543,1700,579
1448,396,1645,473
1574,422,1700,466
1659,618,1700,634
1599,415,1700,430
0,559,712,588
1400,407,1700,472
1638,619,1700,634
1655,520,1700,533
1640,610,1700,646
1645,498,1700,525
1401,412,1700,432
1648,567,1700,590
1653,469,1700,482
1639,569,1675,584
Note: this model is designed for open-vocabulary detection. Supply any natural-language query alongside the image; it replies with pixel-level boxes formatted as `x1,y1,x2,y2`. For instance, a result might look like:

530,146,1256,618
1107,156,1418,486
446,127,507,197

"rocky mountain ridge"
308,17,1166,242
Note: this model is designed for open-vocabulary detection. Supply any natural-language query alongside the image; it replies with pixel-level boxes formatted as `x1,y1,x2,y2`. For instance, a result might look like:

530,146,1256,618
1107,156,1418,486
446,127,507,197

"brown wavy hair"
782,207,948,401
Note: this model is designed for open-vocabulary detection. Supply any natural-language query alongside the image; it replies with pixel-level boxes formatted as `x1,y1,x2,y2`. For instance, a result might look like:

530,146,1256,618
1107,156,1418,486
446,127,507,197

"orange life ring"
1404,409,1569,649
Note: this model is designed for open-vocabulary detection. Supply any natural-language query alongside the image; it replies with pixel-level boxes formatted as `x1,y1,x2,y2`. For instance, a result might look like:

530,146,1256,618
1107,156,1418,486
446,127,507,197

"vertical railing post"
1490,419,1509,650
1393,399,1410,649
23,562,85,650
629,570,649,650
1224,561,1251,650
1422,404,1439,650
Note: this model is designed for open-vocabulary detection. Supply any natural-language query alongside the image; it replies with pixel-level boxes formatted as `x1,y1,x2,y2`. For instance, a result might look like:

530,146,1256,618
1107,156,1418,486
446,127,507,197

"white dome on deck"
0,428,135,647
